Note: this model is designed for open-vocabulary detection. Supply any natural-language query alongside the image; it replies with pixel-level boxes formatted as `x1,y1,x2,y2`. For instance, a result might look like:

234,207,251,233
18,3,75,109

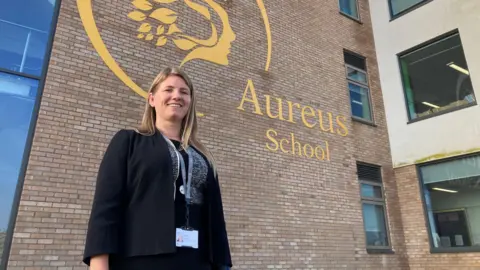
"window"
420,155,480,252
389,0,429,17
339,0,359,20
399,32,475,121
344,51,373,122
0,0,57,77
357,163,391,249
0,0,59,266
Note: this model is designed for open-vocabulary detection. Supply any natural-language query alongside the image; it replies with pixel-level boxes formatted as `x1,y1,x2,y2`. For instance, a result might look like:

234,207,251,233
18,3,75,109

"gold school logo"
77,0,272,98
77,0,348,162
128,0,235,67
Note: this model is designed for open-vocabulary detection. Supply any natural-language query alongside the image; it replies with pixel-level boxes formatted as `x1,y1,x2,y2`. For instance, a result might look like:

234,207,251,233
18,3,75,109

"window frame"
417,154,480,253
338,0,361,22
0,0,62,268
357,163,392,251
344,52,375,124
397,30,477,124
388,0,434,20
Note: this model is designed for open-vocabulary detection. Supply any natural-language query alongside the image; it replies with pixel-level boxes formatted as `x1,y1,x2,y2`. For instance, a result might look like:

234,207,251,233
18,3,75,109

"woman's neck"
156,120,182,141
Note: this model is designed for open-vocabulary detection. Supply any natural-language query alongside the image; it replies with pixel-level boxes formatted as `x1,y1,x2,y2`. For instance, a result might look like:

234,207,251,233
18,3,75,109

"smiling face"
148,74,192,124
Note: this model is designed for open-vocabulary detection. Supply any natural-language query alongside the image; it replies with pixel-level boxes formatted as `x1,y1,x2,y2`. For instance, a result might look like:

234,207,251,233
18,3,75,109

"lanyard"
163,135,194,228
178,147,193,205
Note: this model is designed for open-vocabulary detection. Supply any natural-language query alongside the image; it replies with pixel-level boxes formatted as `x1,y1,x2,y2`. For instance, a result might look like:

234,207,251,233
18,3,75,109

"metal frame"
345,63,375,124
416,153,480,253
357,162,392,251
0,0,63,268
338,0,361,22
397,29,478,124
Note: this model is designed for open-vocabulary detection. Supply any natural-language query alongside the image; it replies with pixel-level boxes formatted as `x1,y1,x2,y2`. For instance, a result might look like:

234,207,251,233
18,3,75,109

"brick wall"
6,0,408,269
394,165,480,270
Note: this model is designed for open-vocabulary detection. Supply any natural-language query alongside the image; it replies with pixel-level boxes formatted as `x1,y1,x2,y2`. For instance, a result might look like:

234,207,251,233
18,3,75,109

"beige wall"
369,0,480,167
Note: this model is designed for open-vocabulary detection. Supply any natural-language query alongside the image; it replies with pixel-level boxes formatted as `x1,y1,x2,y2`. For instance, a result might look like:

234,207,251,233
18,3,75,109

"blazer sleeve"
209,171,233,268
83,129,130,266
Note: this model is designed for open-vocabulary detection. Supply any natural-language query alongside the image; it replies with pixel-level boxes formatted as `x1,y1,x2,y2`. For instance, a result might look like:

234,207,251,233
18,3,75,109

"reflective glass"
362,203,389,247
361,184,383,199
0,0,57,76
400,33,475,120
421,156,480,249
349,82,372,121
347,67,367,84
0,72,38,250
390,0,426,16
339,0,359,19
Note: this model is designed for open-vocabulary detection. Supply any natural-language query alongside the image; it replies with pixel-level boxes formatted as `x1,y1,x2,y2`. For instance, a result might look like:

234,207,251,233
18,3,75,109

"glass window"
0,72,38,243
0,0,57,263
0,0,57,77
357,163,391,249
420,155,480,250
339,0,359,19
362,203,389,247
389,0,428,17
399,32,475,121
344,52,373,122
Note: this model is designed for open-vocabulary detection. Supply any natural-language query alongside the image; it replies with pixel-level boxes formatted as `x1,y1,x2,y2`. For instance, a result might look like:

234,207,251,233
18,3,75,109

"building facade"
369,0,480,269
0,0,477,269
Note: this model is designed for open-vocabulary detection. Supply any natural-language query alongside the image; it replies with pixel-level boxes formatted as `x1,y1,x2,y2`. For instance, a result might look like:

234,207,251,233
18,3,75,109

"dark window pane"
357,164,382,183
361,184,383,199
0,0,57,76
422,157,480,249
339,0,359,19
362,203,389,247
0,72,39,252
400,33,475,120
349,83,372,121
344,52,366,70
347,67,367,84
390,0,426,16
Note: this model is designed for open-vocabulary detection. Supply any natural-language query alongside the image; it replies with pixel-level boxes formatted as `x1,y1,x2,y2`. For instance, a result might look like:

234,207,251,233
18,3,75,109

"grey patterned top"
164,138,209,205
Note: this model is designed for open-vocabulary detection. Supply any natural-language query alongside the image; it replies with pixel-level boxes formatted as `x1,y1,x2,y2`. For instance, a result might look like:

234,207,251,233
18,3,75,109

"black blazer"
82,129,232,268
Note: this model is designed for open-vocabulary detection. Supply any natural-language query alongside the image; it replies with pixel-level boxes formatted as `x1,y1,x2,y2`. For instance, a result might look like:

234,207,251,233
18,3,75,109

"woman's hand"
89,254,109,270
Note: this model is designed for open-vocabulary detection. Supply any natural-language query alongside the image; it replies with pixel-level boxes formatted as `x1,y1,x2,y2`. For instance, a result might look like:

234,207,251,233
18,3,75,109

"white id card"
176,228,199,249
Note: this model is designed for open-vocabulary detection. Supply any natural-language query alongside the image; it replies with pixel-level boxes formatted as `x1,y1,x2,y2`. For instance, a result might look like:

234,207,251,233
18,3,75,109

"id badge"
176,228,199,249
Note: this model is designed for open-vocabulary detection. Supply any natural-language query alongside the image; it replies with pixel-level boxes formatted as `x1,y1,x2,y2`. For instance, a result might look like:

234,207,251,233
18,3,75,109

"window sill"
352,116,377,127
407,101,477,124
339,11,362,24
367,248,395,254
389,0,434,21
431,246,480,254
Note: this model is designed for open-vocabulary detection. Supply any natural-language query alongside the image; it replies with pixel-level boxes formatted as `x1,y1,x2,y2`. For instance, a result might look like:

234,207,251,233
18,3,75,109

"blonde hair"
137,67,217,174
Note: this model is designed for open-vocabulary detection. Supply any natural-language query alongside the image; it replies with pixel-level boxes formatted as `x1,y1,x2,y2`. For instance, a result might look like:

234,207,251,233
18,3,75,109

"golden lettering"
237,79,263,115
336,115,348,136
286,101,301,123
265,128,278,151
318,110,334,133
291,133,302,156
303,143,314,158
264,129,331,161
280,138,289,153
315,145,325,160
265,95,285,120
325,141,330,161
301,106,316,128
314,142,331,161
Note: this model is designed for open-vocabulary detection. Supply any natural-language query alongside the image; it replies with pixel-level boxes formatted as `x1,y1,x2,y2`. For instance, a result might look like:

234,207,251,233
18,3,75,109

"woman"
83,67,232,270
